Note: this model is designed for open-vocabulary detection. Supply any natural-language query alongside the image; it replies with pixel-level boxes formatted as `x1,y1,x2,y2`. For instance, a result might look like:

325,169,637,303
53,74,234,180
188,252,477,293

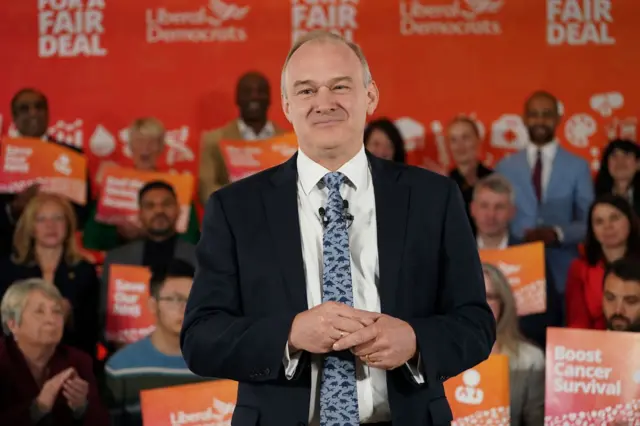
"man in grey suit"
101,181,196,344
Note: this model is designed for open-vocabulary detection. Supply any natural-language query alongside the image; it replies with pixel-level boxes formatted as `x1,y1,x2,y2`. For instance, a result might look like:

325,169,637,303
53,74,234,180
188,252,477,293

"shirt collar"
237,119,275,140
297,145,369,196
526,139,558,161
477,233,510,250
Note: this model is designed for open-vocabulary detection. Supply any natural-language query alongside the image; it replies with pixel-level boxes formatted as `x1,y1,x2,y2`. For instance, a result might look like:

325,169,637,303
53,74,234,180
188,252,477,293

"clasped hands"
288,302,417,370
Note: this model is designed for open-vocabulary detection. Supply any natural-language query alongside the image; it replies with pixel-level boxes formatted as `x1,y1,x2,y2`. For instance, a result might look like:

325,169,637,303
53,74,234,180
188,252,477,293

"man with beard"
198,71,286,204
100,181,196,347
495,91,594,308
602,257,640,332
0,88,90,257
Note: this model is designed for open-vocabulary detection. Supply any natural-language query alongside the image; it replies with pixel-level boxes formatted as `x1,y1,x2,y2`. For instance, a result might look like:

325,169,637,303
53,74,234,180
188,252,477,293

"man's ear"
366,81,379,116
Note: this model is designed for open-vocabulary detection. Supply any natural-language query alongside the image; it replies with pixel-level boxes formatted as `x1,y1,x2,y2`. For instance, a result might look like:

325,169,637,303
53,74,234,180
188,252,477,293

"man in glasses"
105,259,207,425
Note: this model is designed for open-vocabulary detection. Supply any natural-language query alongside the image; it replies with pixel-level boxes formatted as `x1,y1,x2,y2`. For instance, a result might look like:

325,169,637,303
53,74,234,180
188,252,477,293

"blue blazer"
495,147,594,293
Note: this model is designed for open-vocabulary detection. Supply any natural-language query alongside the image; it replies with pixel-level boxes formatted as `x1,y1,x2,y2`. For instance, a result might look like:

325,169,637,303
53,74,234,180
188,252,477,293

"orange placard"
0,137,87,205
96,165,193,233
105,264,155,344
140,380,238,426
545,328,640,425
480,242,547,316
444,355,510,425
219,132,298,182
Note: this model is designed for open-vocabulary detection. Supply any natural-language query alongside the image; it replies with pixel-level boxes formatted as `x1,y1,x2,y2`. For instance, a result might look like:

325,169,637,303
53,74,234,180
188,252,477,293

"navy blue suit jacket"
181,152,496,426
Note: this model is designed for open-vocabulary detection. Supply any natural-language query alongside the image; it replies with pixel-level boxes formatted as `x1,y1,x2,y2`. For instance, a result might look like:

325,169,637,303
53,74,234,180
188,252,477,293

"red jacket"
565,258,606,330
0,336,109,426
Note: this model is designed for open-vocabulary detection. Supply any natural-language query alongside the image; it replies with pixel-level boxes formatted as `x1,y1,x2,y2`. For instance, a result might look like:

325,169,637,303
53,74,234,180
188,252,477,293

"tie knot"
323,172,345,192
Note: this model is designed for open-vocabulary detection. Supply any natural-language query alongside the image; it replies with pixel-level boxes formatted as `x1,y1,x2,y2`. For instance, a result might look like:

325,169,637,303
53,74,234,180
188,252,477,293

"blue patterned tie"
319,172,359,426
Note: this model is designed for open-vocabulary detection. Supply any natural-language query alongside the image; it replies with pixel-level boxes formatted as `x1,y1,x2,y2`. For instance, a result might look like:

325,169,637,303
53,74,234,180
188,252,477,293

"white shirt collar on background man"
236,118,275,141
525,139,559,197
477,233,509,250
296,145,369,196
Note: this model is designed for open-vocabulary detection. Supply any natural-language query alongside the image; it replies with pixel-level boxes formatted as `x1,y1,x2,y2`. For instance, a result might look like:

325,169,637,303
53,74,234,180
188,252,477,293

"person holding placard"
199,72,287,204
566,194,640,330
482,263,545,426
182,31,495,426
82,118,200,251
0,88,90,257
100,181,197,343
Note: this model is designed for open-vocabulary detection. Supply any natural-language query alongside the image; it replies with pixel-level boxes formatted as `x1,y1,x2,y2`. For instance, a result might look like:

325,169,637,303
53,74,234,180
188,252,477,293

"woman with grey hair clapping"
0,278,108,426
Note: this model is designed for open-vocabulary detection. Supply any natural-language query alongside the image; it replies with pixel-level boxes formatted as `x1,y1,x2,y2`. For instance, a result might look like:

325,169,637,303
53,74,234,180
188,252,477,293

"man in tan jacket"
199,71,286,204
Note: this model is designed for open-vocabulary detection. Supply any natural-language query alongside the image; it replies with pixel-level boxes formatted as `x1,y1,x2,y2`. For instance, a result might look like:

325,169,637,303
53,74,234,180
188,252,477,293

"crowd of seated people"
0,80,639,426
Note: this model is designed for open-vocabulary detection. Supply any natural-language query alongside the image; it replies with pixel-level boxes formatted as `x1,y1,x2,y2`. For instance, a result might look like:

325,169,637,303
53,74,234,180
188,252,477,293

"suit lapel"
546,147,565,200
514,151,537,205
369,154,409,316
262,155,308,312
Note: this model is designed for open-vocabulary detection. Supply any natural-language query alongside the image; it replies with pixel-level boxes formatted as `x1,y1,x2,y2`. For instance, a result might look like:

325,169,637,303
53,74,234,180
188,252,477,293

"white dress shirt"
525,140,558,200
477,233,509,250
283,146,423,425
237,119,275,140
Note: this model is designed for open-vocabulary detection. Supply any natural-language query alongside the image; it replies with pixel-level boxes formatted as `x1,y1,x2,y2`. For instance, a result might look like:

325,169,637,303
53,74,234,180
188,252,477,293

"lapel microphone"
318,200,355,228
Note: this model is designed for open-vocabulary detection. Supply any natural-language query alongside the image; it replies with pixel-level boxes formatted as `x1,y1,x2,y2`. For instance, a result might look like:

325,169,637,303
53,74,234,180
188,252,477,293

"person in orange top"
566,194,640,329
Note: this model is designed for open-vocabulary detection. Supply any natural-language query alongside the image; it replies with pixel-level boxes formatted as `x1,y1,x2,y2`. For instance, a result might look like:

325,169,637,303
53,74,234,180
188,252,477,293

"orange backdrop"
0,0,638,184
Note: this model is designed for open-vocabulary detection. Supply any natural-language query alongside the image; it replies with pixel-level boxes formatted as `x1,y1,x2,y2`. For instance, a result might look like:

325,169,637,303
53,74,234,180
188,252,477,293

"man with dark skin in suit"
236,72,272,136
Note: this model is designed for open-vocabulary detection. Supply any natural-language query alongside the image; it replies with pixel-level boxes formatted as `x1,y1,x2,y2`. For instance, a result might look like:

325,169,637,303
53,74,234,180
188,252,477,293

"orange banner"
545,328,640,425
96,164,193,233
140,380,238,426
444,354,510,425
480,242,547,316
219,132,298,182
0,137,87,205
105,264,155,344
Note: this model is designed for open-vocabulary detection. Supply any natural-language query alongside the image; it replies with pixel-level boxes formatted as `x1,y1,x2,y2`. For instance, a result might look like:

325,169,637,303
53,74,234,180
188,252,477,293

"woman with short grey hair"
0,278,108,425
483,263,545,426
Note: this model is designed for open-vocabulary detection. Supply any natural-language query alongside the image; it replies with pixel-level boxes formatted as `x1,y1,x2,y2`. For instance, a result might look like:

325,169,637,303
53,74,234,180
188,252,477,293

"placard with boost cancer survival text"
545,327,640,425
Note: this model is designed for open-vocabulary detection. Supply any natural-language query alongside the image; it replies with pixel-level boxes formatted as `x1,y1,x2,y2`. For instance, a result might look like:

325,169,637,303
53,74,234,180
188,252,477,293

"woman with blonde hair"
483,263,545,426
0,193,100,357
